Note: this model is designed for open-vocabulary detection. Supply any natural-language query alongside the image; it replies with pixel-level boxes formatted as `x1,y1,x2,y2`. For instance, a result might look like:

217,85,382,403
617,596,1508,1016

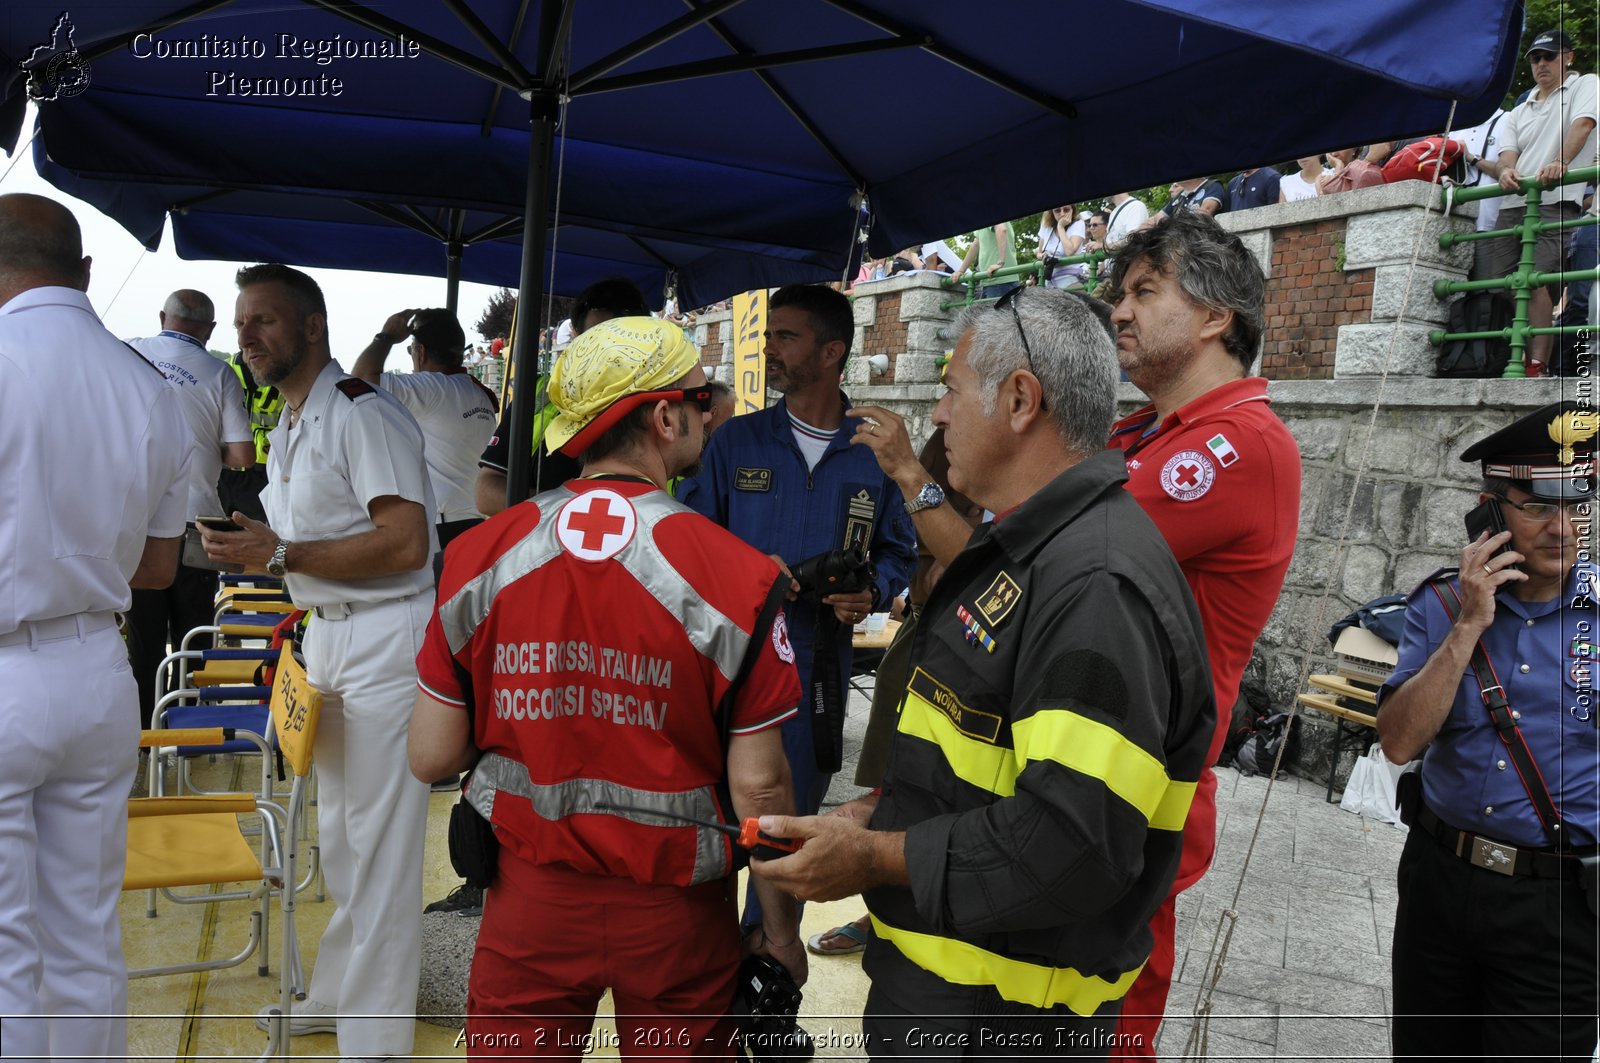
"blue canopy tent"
0,0,1524,500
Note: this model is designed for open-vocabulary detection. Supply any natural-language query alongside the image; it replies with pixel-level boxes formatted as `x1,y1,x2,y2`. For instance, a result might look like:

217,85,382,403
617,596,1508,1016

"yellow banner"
731,290,768,416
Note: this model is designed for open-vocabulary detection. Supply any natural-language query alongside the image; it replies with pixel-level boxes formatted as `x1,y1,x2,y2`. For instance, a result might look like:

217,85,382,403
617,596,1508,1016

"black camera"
789,547,876,601
731,955,811,1062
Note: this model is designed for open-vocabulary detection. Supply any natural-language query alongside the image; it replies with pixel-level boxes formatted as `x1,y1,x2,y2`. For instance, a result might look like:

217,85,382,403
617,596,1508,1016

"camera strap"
1426,574,1567,845
810,606,846,773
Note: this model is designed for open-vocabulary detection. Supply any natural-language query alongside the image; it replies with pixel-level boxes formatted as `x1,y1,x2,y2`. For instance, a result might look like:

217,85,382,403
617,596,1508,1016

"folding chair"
122,641,322,1022
257,642,325,1062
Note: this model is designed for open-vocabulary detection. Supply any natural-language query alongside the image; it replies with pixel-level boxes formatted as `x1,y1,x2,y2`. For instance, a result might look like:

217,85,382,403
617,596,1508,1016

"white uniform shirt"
377,369,498,522
1498,72,1600,208
1455,109,1509,232
0,287,190,632
263,361,437,608
128,330,251,521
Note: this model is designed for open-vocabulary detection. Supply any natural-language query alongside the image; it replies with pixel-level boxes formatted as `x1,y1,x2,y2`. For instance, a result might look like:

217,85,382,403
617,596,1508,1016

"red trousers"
1109,894,1176,1061
467,852,741,1060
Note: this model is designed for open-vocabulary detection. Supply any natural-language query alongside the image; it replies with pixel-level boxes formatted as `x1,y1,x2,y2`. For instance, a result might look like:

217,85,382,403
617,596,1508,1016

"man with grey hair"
127,289,255,726
753,287,1215,1057
1100,209,1301,1058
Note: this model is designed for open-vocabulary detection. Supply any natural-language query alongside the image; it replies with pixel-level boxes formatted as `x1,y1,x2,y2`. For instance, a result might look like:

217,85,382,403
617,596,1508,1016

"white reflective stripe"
471,751,731,884
437,485,574,654
615,492,750,682
436,488,752,684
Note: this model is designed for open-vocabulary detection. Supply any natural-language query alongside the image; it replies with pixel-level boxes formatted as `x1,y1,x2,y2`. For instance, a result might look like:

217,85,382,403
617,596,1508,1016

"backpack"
1382,136,1466,185
1230,710,1300,778
1435,291,1513,378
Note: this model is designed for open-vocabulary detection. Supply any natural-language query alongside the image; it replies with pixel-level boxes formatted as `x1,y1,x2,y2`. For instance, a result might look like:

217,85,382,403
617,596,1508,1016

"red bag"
1382,136,1465,184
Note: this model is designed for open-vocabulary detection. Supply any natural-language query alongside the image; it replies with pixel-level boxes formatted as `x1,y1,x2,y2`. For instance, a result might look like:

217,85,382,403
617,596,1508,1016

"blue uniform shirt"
1379,561,1600,848
679,394,916,813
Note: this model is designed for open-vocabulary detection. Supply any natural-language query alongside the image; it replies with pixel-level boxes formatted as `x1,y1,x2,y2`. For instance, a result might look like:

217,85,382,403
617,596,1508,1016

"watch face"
920,484,944,506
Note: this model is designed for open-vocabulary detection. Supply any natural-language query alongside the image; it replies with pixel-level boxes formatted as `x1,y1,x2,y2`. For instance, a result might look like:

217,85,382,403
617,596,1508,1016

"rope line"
1184,100,1461,1058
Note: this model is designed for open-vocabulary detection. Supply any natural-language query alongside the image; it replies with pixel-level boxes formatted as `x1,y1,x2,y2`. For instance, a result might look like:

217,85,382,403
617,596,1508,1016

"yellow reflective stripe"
1011,710,1195,831
869,914,1144,1015
899,691,1017,796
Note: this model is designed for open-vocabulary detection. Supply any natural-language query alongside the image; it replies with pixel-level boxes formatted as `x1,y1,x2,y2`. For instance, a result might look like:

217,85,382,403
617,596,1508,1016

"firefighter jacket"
863,450,1216,1017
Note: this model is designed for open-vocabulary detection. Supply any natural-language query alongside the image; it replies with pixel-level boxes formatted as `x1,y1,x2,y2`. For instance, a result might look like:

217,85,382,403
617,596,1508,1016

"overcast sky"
2,108,505,371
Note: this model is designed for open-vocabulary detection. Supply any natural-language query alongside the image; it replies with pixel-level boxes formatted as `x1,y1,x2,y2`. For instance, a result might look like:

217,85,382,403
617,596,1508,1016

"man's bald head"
0,194,90,303
160,289,216,342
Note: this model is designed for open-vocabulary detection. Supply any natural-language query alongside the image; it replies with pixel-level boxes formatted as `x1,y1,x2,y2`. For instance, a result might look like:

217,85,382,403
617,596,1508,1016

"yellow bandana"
544,316,699,454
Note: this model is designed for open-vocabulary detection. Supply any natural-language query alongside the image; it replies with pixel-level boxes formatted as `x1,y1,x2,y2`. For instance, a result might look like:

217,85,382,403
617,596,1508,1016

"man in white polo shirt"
126,289,255,726
1480,28,1599,374
354,308,499,555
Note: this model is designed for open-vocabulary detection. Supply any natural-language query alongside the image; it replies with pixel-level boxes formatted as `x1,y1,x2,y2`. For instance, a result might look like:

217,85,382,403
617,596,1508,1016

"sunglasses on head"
992,287,1048,413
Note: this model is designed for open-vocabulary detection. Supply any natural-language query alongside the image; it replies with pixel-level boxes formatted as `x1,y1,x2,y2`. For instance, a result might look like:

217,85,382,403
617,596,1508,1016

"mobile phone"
195,515,242,533
1464,499,1514,564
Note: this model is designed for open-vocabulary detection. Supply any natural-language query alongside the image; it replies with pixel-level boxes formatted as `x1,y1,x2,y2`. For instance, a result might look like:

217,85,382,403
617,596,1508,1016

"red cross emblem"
557,489,637,560
1158,450,1215,502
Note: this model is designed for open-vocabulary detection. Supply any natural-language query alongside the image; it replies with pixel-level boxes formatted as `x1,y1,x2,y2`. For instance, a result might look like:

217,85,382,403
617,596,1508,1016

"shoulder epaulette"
122,341,166,378
336,377,375,400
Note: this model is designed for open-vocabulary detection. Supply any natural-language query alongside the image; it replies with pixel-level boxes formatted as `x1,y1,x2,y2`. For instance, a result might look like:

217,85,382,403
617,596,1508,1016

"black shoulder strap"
717,574,791,753
1426,575,1567,845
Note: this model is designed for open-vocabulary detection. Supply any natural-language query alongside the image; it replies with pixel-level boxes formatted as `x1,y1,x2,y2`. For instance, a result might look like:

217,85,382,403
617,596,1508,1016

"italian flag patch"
1206,433,1239,467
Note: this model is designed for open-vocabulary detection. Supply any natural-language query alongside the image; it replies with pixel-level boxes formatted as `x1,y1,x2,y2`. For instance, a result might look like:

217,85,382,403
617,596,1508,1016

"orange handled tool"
592,802,803,860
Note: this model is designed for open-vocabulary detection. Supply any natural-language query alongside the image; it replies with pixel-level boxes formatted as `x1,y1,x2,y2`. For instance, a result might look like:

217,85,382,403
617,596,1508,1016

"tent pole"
504,2,567,508
445,239,463,315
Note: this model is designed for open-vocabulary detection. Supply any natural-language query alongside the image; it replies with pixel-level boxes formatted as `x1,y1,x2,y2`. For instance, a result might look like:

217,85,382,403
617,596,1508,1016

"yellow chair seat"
189,661,266,686
125,796,263,891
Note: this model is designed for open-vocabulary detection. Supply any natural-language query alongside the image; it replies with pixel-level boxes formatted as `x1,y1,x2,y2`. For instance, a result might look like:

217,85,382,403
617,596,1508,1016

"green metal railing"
1433,166,1600,377
938,249,1109,309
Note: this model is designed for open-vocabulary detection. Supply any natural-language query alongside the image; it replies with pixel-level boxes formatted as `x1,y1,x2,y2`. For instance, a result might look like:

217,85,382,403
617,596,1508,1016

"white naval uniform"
263,361,437,1059
128,330,252,521
0,287,190,1061
377,368,498,523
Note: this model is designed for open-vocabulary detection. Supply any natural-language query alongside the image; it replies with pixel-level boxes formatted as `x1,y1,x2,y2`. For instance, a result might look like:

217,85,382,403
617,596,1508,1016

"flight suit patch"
975,571,1022,627
735,467,772,492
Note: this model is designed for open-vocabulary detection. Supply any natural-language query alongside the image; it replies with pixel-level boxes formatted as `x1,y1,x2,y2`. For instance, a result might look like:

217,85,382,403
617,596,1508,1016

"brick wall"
864,293,908,382
1259,218,1374,380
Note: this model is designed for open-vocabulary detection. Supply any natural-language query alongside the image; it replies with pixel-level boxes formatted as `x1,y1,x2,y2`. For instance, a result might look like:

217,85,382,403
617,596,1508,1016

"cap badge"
1548,410,1598,466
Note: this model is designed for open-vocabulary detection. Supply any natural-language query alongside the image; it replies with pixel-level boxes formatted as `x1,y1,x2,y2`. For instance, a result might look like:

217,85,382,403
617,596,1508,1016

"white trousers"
303,595,431,1060
0,621,136,1063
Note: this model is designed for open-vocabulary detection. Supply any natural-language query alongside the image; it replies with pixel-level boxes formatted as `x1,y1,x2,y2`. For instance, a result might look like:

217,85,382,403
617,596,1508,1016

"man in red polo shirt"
1103,210,1301,1058
408,317,805,1057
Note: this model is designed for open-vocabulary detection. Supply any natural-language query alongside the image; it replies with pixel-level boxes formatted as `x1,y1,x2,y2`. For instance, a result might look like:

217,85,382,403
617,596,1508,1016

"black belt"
1416,803,1590,880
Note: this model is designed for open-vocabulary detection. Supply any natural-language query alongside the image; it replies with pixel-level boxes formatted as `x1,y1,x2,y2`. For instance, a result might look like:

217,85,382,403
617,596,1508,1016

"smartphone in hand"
195,515,242,533
1464,498,1515,567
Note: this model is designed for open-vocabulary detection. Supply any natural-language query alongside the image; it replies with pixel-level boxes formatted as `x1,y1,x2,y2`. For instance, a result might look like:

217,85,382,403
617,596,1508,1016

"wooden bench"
1297,674,1380,802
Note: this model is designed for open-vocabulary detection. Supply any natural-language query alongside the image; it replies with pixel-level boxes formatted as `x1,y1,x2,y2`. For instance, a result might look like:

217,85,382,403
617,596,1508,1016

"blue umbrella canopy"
3,0,1522,308
0,0,1524,499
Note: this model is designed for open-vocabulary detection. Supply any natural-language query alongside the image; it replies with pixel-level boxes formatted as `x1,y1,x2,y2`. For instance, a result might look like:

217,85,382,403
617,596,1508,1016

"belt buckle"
1470,836,1518,876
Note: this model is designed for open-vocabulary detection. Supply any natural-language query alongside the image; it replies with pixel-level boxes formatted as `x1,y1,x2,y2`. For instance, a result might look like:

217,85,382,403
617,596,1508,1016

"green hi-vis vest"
229,355,286,464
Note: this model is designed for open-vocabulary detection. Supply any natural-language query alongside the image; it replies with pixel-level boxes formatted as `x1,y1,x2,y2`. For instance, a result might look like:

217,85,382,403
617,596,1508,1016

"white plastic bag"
1339,744,1415,828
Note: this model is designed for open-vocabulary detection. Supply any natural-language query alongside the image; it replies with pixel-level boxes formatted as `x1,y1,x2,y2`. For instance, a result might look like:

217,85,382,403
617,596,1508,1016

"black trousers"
1391,822,1599,1060
217,464,268,524
125,561,218,728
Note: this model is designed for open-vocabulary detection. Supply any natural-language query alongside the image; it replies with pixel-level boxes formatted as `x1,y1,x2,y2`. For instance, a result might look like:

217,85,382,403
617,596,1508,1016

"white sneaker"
255,998,338,1035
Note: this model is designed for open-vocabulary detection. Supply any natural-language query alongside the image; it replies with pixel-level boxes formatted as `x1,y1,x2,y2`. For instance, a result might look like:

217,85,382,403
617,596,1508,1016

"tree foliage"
474,287,516,342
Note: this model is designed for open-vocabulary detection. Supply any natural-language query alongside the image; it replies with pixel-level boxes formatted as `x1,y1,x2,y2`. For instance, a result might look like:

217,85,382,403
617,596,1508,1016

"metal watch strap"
1426,575,1566,844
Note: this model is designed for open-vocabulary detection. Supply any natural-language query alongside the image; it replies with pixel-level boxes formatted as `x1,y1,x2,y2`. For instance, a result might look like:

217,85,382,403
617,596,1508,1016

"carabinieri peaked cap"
1460,401,1599,500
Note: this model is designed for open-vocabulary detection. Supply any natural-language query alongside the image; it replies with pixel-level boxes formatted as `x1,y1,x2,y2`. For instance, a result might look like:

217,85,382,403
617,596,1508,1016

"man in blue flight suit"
1378,400,1600,1060
680,283,916,928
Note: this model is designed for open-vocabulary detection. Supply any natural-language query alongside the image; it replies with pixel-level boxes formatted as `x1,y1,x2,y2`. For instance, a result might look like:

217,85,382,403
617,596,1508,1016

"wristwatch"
904,482,946,515
266,539,290,578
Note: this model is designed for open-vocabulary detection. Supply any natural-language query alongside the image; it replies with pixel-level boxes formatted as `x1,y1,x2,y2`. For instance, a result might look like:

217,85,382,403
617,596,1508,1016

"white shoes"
255,998,338,1035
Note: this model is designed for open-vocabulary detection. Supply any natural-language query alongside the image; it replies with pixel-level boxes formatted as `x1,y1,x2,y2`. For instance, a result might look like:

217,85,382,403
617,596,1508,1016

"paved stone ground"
830,670,1408,1061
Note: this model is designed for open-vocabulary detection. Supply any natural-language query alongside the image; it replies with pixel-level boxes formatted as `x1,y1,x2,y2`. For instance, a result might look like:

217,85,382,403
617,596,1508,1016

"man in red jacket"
1103,210,1302,1058
409,317,806,1057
